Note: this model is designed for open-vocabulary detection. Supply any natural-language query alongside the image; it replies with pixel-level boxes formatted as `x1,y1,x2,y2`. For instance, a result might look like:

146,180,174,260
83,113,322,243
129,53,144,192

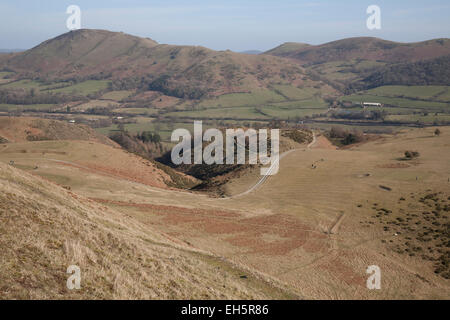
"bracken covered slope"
2,29,328,98
265,37,450,64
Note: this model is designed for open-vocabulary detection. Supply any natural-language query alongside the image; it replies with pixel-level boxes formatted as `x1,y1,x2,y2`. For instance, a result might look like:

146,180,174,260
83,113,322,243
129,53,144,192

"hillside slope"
0,117,116,146
0,117,199,190
265,37,450,64
264,42,311,56
0,161,288,299
265,37,450,92
1,29,327,98
351,54,450,90
5,29,158,76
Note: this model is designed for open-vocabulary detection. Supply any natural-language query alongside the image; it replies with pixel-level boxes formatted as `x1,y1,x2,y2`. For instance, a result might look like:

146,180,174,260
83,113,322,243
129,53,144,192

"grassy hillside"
0,117,203,189
0,117,117,146
0,117,117,147
0,162,288,299
265,37,450,64
1,124,448,299
352,55,450,90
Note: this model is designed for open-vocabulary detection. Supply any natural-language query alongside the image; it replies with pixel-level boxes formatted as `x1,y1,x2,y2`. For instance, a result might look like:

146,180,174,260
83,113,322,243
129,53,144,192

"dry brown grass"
0,139,193,190
0,162,294,299
1,126,449,300
0,117,116,147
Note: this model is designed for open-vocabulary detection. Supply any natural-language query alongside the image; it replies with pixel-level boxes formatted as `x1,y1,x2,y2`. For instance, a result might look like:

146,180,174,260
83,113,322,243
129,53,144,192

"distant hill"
4,29,158,76
4,31,449,98
0,49,25,53
239,50,263,55
265,37,450,64
351,54,450,90
265,37,450,92
2,29,325,99
264,42,311,56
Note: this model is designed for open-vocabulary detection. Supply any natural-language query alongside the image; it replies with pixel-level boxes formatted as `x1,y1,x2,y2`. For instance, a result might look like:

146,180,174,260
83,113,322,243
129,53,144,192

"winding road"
227,132,317,199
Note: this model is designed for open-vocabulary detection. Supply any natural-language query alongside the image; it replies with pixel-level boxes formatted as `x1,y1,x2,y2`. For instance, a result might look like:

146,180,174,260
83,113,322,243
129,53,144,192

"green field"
0,103,57,112
310,61,359,81
198,89,286,108
365,86,450,101
165,106,270,120
112,107,160,115
386,113,450,124
0,79,48,90
197,86,331,110
0,79,110,96
260,106,328,119
309,60,387,82
101,90,134,101
362,106,423,115
164,103,330,121
340,93,450,110
47,80,110,95
272,85,321,101
270,99,328,109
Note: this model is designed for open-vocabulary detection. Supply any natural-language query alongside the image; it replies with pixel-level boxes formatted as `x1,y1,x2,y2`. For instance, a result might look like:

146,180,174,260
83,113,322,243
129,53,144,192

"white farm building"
362,102,383,108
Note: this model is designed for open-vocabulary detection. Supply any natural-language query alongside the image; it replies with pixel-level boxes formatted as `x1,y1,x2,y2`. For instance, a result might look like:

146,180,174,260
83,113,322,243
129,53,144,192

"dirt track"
309,135,337,150
228,131,334,198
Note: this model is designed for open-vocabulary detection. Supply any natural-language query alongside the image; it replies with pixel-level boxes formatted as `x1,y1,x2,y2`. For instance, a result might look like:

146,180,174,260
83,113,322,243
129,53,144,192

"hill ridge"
2,29,326,98
265,37,450,64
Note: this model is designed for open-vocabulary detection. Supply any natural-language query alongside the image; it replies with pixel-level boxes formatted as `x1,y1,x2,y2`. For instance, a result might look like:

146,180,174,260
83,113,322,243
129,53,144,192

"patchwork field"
0,79,110,96
308,59,388,82
336,86,450,125
0,103,57,112
341,85,450,106
340,93,449,109
367,86,450,101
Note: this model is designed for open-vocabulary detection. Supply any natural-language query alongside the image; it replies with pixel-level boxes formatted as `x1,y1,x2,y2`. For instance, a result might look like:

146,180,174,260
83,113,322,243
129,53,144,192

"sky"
1,0,449,51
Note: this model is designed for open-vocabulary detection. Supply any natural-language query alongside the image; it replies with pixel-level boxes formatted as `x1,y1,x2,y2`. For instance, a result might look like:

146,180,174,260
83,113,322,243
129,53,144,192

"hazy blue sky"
1,0,449,51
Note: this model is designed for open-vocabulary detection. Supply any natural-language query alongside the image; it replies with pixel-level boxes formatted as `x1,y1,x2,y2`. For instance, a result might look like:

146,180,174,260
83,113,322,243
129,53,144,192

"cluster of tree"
85,107,112,115
136,131,161,144
350,55,450,91
109,74,209,99
0,135,8,143
328,127,365,146
108,78,141,91
404,151,420,159
109,130,164,160
145,75,209,99
330,109,388,121
85,118,113,129
157,140,246,182
0,89,85,105
282,130,313,144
